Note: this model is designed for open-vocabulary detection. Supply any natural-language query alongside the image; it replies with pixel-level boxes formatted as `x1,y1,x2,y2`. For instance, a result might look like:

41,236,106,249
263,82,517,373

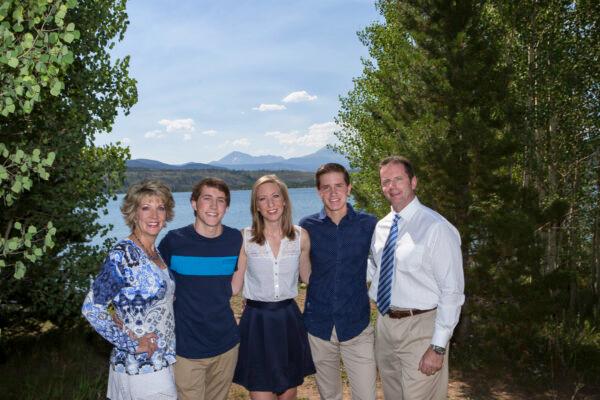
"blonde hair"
250,175,295,245
120,180,175,231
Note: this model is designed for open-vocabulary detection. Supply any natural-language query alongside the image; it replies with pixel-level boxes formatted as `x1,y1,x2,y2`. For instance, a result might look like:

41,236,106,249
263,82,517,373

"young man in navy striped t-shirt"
158,178,242,400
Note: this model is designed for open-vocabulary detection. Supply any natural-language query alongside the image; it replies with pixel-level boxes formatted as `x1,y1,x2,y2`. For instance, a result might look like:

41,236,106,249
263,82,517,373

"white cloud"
183,133,192,141
202,129,217,136
264,122,338,148
264,130,301,145
158,118,195,132
252,103,286,112
144,130,165,139
233,138,250,146
219,137,250,148
303,122,338,146
282,90,317,103
120,137,131,145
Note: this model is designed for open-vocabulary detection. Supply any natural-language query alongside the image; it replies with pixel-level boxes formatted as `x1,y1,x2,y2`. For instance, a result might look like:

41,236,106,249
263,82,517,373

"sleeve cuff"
431,328,451,348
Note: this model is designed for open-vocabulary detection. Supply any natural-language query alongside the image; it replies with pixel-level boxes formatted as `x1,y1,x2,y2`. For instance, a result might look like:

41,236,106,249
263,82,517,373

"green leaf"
63,32,74,43
22,176,32,190
12,6,23,23
32,148,41,162
7,238,19,251
27,225,37,235
14,261,25,279
66,22,75,32
45,152,56,166
33,247,43,257
44,234,54,249
22,100,32,113
11,180,22,193
0,259,5,268
0,165,7,180
62,51,74,64
50,81,62,96
14,221,21,230
7,57,18,68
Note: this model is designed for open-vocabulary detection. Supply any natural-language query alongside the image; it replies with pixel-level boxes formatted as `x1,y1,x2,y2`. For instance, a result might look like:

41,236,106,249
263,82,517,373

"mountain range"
127,147,349,172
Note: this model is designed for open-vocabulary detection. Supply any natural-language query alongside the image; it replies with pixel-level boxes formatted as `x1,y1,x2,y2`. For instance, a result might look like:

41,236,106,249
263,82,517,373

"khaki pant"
308,325,377,400
376,311,449,400
173,344,239,400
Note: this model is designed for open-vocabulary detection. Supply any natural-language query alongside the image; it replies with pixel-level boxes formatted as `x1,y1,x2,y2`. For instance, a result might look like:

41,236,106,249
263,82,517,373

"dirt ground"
228,365,564,400
227,289,591,400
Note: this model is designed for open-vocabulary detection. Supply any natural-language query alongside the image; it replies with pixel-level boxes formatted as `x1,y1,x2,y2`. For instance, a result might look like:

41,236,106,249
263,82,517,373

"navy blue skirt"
233,299,316,393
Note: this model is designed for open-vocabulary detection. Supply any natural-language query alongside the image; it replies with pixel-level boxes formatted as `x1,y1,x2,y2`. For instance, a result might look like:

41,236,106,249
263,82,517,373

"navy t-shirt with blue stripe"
158,224,242,359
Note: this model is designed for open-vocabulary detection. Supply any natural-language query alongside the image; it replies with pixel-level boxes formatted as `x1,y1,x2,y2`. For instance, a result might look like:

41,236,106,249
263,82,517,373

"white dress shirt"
368,197,465,348
242,226,301,302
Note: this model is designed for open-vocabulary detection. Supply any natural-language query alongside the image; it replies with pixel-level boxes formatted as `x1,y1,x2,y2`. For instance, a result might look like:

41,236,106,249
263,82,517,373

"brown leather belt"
387,307,436,319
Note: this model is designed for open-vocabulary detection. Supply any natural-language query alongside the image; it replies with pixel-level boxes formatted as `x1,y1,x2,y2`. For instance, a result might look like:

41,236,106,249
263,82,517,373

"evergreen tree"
337,0,537,348
337,0,600,386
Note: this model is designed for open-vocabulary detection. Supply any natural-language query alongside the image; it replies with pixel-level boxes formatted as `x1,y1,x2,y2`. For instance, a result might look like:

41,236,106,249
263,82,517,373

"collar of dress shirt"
388,196,420,222
318,202,356,221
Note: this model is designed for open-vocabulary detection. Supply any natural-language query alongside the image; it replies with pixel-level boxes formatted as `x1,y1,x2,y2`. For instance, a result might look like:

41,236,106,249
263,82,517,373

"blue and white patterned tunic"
82,239,176,375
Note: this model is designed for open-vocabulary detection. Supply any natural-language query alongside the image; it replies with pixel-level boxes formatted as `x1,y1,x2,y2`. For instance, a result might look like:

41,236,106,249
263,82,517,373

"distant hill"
124,169,315,193
126,159,218,170
210,151,285,166
124,147,349,191
209,147,349,171
284,147,350,171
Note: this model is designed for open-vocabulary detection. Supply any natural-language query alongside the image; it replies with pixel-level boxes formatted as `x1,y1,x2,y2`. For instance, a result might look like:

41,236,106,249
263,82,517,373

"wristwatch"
430,345,446,355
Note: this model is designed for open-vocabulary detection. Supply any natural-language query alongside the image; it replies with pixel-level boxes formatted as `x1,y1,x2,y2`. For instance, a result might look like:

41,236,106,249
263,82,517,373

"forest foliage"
0,0,135,331
336,0,599,388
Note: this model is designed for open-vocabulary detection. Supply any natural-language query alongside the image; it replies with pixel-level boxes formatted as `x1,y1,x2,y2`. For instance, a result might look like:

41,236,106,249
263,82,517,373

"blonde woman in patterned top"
82,180,177,400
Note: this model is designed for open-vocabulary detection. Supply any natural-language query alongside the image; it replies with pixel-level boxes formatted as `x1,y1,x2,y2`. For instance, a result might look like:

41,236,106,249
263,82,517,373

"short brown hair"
379,156,415,179
190,177,231,207
190,177,231,217
121,180,175,231
250,175,295,245
315,163,350,189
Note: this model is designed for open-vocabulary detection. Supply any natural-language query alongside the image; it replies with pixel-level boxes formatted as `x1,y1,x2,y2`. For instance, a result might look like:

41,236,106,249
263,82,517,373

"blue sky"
95,0,381,164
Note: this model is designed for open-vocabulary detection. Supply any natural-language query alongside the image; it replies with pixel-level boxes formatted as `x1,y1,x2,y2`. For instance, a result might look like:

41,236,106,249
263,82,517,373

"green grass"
0,328,110,400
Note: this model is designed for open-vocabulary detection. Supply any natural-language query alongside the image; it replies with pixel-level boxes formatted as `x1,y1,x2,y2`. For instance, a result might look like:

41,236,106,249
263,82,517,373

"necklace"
131,232,162,263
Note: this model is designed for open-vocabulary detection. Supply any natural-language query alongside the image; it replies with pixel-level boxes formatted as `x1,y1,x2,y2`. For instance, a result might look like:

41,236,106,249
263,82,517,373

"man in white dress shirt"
368,156,465,399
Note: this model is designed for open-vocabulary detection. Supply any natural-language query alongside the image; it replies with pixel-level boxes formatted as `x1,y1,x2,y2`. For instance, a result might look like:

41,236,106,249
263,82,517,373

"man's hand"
418,346,444,376
136,332,159,357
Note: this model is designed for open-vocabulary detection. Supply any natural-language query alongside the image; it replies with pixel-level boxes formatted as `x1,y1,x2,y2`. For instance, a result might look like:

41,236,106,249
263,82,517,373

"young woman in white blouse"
232,174,315,400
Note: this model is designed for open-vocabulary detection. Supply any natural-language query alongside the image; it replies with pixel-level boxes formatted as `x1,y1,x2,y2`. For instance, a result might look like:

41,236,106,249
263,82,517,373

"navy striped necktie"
377,213,401,316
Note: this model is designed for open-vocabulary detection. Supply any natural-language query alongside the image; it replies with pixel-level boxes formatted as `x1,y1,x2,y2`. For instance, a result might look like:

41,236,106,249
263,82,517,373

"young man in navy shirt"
158,178,242,400
300,163,377,400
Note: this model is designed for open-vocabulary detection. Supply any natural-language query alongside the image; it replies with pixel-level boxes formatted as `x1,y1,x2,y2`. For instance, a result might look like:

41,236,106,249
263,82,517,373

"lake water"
95,187,324,244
